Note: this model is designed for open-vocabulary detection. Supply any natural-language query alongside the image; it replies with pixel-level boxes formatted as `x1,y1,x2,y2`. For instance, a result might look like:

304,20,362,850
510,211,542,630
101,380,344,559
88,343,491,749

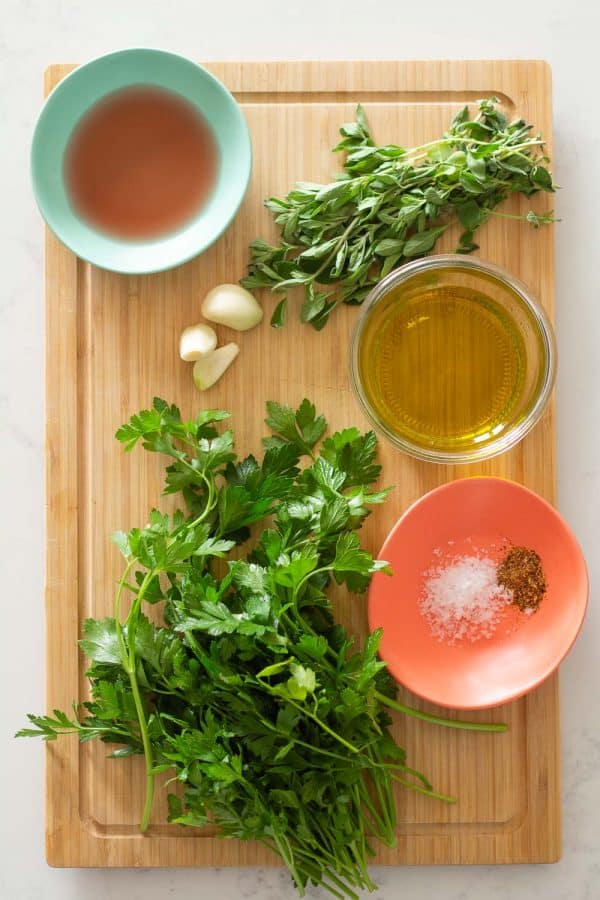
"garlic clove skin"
201,284,263,331
179,323,218,361
193,343,240,390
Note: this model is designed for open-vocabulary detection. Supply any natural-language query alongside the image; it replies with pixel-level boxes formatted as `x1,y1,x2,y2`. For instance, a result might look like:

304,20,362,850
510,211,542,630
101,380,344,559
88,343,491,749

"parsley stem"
389,772,456,804
302,818,360,879
284,735,356,763
291,846,360,900
312,865,359,900
261,837,350,897
293,565,333,599
293,824,344,872
119,567,159,833
186,470,216,529
26,724,133,739
370,760,395,836
270,831,304,895
284,697,360,754
114,557,136,664
127,654,155,833
357,782,392,842
348,839,376,890
374,691,507,732
276,729,447,818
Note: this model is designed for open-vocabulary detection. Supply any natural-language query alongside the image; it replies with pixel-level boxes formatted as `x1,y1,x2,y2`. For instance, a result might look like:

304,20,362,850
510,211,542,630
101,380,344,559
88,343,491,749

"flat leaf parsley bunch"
20,398,504,898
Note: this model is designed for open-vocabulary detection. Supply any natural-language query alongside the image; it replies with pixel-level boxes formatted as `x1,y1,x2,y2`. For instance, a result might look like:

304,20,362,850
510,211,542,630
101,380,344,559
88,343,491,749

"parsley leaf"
265,399,326,457
79,618,121,665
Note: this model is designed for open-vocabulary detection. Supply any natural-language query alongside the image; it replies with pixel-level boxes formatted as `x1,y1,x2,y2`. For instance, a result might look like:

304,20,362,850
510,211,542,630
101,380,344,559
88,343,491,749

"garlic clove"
179,323,218,361
193,343,240,390
201,284,263,331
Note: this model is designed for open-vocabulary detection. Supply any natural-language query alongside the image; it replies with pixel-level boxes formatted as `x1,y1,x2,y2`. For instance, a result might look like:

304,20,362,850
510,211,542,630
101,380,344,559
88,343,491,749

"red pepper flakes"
497,545,546,612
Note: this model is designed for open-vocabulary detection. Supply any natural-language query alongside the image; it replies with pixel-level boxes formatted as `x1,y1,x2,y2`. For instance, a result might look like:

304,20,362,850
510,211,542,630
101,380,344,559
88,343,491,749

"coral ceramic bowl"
31,48,252,274
368,477,588,709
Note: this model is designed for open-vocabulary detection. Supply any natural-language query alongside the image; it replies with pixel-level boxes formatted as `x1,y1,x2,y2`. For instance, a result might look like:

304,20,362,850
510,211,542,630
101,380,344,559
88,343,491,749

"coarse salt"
419,555,513,643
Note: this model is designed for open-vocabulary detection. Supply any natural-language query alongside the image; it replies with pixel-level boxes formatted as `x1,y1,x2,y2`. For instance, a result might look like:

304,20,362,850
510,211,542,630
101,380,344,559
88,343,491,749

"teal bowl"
31,48,252,274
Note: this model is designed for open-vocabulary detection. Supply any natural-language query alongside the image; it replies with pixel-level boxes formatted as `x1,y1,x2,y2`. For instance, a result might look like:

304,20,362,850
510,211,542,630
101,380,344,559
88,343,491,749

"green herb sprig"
19,398,505,898
242,99,555,329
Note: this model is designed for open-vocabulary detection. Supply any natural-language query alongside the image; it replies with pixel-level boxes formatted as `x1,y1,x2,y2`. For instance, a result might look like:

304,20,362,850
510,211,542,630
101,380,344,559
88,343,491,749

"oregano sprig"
241,98,555,329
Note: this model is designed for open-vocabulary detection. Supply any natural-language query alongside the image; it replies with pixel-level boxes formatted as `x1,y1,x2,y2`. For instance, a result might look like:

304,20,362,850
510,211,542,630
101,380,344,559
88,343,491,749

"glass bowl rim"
349,254,557,464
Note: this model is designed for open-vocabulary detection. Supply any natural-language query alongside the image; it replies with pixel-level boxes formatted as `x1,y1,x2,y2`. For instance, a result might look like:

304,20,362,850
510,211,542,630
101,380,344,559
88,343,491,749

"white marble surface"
2,1,599,897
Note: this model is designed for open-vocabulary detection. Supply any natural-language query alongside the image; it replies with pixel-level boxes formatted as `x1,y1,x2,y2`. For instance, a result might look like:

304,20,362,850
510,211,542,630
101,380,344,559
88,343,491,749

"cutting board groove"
232,90,516,106
44,60,560,867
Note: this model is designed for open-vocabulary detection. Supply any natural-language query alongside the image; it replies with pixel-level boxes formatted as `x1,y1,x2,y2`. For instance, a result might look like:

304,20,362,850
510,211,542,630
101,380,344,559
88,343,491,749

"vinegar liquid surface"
64,85,218,239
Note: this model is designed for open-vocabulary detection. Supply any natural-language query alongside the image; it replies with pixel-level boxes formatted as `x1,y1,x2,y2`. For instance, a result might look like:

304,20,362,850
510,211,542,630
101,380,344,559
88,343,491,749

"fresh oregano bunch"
242,98,555,329
19,398,505,898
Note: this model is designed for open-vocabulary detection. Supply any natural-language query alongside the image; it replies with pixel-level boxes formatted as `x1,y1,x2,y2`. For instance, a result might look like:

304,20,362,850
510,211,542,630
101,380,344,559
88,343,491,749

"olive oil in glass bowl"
350,256,556,463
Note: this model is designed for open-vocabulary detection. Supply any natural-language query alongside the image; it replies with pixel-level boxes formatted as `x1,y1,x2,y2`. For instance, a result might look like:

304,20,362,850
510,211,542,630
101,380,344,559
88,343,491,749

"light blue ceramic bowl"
31,48,252,274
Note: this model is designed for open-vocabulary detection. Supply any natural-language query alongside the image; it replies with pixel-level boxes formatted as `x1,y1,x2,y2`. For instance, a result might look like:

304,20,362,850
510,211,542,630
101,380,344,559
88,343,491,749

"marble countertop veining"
2,1,599,898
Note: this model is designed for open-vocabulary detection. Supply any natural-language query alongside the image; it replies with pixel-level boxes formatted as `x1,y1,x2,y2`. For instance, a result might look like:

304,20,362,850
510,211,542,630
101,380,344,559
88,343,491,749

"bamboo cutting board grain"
44,60,560,868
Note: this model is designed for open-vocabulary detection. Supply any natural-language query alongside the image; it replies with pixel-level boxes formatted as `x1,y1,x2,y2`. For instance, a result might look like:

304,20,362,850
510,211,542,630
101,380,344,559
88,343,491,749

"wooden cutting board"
44,60,559,868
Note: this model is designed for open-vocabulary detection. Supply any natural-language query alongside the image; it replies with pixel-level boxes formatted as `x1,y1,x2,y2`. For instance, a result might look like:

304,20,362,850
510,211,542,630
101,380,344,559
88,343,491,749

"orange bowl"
368,477,588,709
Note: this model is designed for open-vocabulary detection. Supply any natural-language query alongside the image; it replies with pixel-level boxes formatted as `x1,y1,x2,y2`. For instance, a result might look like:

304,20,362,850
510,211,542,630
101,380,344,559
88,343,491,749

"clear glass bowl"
350,255,556,464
